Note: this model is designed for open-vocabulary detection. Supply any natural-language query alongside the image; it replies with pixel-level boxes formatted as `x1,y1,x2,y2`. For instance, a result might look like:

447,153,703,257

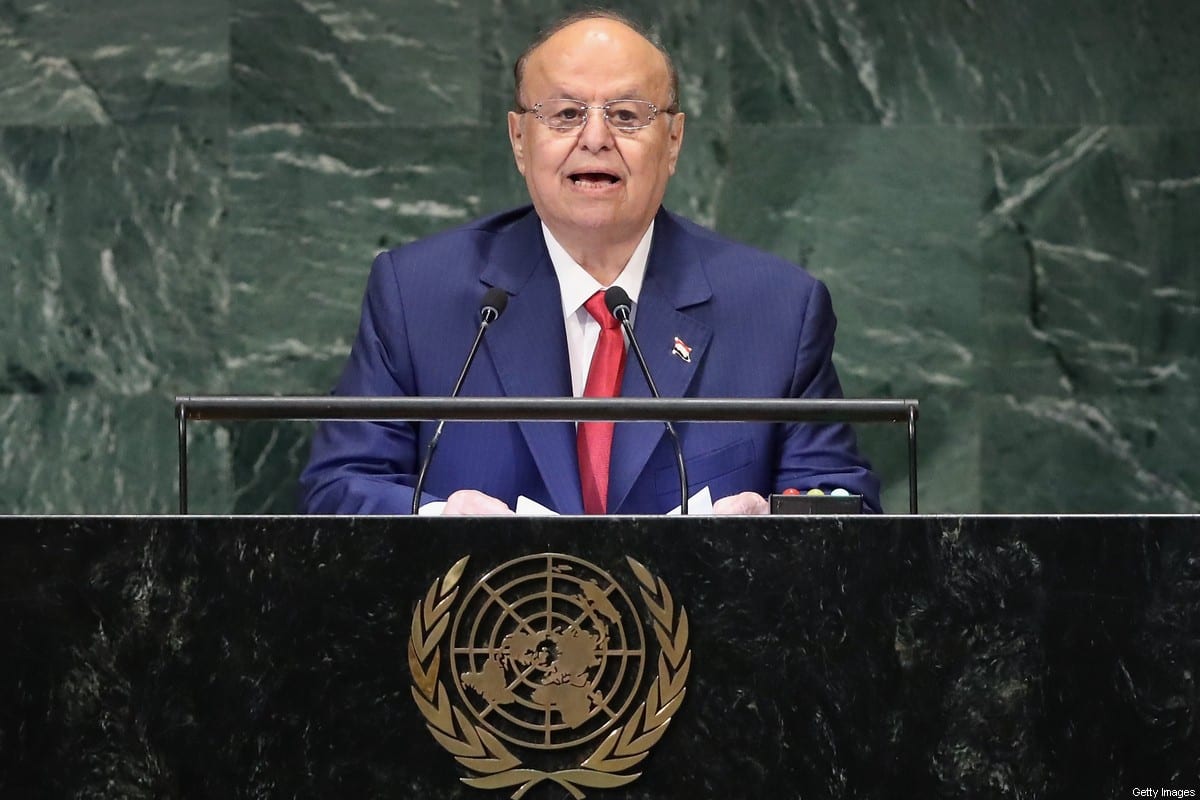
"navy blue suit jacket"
299,206,881,514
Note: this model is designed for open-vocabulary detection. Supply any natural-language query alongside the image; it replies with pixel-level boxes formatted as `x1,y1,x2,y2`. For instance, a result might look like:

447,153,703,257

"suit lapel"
479,211,583,514
608,211,713,513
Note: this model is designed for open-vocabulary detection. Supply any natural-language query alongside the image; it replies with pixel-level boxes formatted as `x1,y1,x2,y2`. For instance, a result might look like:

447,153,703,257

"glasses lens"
537,100,587,129
532,100,658,130
606,100,655,130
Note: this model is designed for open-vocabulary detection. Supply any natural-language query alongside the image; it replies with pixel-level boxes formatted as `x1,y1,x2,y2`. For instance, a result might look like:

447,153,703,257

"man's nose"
577,108,614,151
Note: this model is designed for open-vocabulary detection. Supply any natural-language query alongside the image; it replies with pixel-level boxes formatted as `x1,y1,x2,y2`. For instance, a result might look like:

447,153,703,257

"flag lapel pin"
672,336,692,363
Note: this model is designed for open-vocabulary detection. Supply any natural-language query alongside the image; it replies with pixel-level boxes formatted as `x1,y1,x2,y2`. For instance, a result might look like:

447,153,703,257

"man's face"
507,19,685,248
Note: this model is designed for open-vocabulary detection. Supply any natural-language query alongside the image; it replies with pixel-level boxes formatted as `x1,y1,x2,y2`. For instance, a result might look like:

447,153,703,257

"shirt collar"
542,221,653,320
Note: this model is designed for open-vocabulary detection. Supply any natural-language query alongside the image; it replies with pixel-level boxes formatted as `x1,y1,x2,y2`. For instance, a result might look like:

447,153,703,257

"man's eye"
612,110,638,122
553,108,581,121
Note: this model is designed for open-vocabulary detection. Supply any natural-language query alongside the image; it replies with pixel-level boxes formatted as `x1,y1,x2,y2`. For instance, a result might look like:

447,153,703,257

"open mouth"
570,172,620,187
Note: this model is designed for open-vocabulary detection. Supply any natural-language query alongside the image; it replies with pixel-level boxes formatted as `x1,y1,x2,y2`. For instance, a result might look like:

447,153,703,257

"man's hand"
712,491,769,515
441,489,516,515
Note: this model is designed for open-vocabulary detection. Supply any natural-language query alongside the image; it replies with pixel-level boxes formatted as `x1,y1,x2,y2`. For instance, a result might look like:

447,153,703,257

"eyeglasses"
523,99,670,132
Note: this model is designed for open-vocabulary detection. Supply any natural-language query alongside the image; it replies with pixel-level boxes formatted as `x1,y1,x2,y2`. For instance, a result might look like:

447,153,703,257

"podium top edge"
172,395,921,424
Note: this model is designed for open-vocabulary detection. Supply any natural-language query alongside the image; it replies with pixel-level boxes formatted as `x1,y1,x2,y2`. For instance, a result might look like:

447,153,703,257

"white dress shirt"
541,221,653,396
419,223,655,515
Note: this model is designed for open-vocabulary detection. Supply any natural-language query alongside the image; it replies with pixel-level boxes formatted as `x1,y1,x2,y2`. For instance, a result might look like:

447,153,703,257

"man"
300,10,880,515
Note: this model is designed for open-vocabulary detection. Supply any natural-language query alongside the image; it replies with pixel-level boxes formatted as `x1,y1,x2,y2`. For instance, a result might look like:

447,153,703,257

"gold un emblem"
408,553,691,798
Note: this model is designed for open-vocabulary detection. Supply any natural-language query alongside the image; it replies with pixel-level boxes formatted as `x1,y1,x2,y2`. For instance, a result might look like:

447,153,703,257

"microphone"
603,287,689,515
411,287,509,514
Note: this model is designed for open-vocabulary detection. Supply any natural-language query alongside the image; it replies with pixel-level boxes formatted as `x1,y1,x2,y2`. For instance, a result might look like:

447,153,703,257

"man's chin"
548,205,622,231
536,199,654,243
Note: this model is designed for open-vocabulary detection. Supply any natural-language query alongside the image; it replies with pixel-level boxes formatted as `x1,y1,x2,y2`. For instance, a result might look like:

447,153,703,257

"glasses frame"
523,98,670,132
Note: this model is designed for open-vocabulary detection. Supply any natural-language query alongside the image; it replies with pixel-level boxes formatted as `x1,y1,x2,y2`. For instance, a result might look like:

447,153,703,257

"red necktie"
577,291,627,514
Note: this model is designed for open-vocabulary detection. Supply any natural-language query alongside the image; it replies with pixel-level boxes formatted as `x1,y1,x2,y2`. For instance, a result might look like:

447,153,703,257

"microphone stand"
606,289,689,515
411,291,506,515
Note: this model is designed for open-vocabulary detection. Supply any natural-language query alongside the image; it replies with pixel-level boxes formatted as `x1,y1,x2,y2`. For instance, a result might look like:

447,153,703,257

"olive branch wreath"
407,555,691,800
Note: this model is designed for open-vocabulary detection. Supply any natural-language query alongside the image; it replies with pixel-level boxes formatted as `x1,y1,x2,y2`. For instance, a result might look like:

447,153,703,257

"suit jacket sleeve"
298,250,432,514
776,278,883,512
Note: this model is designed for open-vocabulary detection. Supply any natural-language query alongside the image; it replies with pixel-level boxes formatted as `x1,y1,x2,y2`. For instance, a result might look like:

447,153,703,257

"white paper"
513,486,713,516
514,495,559,516
667,485,713,515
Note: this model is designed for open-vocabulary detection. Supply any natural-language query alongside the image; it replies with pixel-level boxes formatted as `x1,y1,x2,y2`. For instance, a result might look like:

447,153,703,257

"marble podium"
2,515,1197,798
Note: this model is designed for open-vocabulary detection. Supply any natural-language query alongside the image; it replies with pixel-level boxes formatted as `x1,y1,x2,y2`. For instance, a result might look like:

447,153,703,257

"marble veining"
1,515,1197,796
1,1,1199,513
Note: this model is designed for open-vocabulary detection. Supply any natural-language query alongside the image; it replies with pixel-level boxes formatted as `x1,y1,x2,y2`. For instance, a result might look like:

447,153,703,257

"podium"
2,514,1197,797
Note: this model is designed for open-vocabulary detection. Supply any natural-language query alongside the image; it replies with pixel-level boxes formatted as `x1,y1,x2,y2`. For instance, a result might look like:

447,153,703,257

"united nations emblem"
408,553,691,798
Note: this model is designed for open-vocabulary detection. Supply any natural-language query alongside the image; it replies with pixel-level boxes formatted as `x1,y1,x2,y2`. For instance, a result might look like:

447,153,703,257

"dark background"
2,515,1197,797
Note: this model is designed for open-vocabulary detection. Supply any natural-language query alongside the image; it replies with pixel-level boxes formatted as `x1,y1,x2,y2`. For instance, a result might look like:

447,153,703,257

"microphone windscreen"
480,287,509,320
604,286,632,321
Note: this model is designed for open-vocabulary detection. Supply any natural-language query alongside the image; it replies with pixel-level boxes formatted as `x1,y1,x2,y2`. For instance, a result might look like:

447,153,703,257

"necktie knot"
583,290,620,330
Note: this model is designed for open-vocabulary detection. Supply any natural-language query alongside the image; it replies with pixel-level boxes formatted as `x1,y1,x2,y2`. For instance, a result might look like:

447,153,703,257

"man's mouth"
569,172,621,188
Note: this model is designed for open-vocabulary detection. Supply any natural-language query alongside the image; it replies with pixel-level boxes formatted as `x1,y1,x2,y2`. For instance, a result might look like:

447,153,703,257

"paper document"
516,486,713,516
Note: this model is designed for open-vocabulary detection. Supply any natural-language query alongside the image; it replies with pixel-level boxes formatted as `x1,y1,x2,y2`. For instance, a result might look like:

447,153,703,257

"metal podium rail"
174,396,920,514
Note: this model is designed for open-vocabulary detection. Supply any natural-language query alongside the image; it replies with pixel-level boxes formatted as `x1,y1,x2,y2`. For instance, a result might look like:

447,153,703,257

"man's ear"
507,111,526,176
666,112,685,176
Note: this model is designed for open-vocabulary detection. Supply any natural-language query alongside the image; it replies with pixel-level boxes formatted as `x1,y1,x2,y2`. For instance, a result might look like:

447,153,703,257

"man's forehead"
535,82,652,101
524,19,670,94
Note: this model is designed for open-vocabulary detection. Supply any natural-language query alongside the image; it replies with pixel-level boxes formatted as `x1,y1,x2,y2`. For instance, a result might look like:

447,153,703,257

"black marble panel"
1,516,1197,798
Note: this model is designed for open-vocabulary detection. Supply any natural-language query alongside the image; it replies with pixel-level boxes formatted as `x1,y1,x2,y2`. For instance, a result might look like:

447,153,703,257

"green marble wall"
2,0,1198,514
